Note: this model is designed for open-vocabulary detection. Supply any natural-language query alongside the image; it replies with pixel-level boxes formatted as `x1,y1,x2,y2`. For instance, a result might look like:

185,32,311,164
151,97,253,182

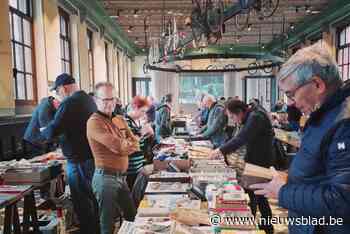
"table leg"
23,191,39,233
4,204,21,234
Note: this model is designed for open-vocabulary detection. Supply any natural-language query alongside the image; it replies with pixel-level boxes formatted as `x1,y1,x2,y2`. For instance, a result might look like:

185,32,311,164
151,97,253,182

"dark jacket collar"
242,108,253,124
97,111,113,120
307,83,350,126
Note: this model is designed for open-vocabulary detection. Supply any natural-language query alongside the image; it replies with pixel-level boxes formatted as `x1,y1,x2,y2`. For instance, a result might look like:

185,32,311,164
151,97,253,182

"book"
239,163,273,188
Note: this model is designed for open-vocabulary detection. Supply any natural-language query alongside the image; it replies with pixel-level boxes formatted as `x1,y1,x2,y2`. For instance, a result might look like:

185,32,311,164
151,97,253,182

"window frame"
105,41,110,82
58,8,72,75
87,28,95,90
132,77,151,97
9,0,37,105
337,24,350,81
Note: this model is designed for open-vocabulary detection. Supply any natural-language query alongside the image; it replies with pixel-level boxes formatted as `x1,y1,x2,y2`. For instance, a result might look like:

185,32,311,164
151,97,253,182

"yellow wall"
43,0,61,83
0,0,15,116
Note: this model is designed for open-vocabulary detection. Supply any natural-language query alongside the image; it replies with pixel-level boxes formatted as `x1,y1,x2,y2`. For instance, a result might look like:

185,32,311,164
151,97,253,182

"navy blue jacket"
199,107,209,127
279,84,350,234
155,104,172,142
41,91,97,162
24,97,56,145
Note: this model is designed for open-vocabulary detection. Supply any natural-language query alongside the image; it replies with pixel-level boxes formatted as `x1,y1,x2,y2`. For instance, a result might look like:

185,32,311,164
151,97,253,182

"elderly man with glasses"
250,43,350,234
87,82,138,234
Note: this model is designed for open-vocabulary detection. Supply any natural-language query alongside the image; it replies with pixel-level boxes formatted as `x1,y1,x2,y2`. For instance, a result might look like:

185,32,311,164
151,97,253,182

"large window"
179,73,224,104
9,0,36,102
337,25,350,81
59,8,72,74
132,78,151,97
87,29,94,90
105,42,110,82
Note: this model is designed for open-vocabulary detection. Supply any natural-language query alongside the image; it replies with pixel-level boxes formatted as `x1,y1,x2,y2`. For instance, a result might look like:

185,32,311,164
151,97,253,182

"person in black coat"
210,99,275,234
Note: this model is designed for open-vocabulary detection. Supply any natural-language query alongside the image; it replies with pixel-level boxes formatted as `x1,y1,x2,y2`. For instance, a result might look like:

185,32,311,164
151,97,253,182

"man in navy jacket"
251,43,350,233
41,74,99,234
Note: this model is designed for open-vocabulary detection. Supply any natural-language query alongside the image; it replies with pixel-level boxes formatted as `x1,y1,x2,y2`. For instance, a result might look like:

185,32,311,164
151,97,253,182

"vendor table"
1,164,65,233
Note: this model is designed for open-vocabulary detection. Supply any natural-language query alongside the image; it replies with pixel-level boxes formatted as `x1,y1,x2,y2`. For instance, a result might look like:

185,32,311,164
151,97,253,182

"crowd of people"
22,42,350,234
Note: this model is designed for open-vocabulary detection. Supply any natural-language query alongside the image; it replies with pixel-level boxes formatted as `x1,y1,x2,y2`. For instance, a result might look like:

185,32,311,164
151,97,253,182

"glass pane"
347,27,350,44
9,0,17,8
344,65,349,80
16,73,25,100
15,43,24,71
24,47,32,73
13,14,23,42
23,19,31,46
338,49,343,65
61,60,65,73
64,41,70,60
340,29,346,46
18,0,27,14
344,47,349,64
26,75,33,100
11,44,15,68
60,39,65,59
65,62,70,74
9,13,13,39
13,77,17,99
60,16,66,36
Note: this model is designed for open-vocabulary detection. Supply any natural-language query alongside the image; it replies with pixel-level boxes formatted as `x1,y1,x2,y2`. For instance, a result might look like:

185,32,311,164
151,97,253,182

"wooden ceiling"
100,0,330,49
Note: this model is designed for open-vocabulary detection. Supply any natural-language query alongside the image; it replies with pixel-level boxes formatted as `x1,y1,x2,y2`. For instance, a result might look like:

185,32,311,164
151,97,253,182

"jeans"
66,159,99,234
92,169,136,234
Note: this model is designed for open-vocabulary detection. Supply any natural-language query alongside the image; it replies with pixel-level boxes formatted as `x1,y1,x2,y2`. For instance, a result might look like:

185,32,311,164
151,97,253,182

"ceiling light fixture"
290,23,295,30
305,5,311,14
247,24,252,31
127,26,133,33
135,37,139,43
133,9,139,18
111,9,121,18
236,36,241,43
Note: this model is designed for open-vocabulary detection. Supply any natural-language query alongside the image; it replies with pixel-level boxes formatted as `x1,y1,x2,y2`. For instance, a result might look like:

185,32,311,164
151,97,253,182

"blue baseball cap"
51,73,76,91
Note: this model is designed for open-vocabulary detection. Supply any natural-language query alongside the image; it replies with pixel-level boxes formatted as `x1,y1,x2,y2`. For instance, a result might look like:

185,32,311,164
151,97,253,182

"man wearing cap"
41,73,99,234
250,43,350,233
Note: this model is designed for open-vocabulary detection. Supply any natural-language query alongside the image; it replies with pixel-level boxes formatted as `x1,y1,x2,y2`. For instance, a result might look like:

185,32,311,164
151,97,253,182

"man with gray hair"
197,94,228,148
250,42,350,233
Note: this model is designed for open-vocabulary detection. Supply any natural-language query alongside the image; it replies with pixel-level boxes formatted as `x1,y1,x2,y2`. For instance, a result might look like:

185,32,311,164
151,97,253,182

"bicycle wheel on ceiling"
257,0,279,18
263,60,273,73
206,0,224,35
191,7,205,47
248,62,258,74
235,9,250,31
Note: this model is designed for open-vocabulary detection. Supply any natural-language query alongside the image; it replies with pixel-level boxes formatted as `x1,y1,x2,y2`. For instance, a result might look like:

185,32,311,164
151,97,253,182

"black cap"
50,73,76,91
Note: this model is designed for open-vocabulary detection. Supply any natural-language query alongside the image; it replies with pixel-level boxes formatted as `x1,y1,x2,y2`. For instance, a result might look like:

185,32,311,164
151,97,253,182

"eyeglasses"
284,79,316,102
95,96,116,103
